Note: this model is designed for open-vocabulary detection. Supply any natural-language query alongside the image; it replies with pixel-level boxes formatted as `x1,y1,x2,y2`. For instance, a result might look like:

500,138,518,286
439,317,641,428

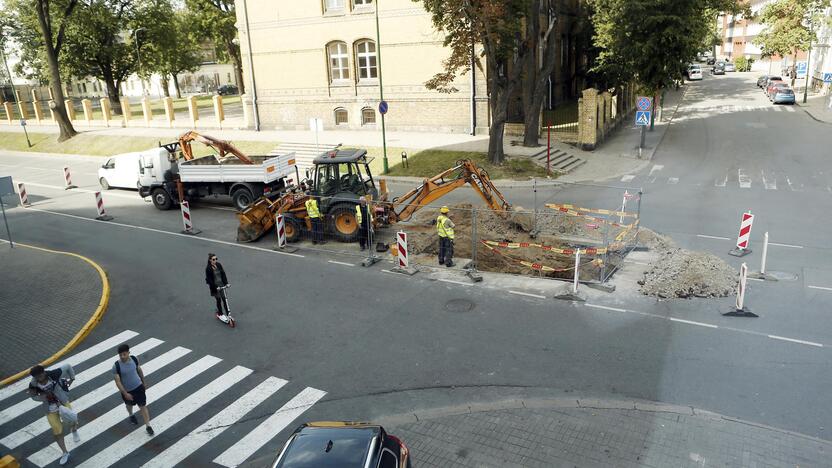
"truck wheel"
283,215,302,243
151,188,173,210
99,178,110,190
328,203,360,242
231,187,255,211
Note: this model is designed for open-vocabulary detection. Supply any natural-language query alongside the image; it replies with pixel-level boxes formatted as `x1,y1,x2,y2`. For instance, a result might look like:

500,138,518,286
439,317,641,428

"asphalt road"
1,73,831,466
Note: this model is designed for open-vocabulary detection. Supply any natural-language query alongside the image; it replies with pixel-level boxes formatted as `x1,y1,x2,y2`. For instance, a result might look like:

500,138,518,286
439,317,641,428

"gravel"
639,247,738,299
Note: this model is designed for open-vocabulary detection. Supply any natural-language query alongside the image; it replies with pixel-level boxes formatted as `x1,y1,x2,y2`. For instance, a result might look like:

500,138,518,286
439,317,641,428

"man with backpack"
28,363,79,465
112,343,154,435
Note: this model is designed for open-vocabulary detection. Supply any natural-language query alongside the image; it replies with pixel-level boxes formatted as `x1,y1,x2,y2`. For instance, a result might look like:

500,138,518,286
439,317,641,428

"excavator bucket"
236,198,277,243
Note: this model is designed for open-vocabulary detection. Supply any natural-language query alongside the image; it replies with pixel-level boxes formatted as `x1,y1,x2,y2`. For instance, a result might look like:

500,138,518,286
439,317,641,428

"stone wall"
577,82,637,151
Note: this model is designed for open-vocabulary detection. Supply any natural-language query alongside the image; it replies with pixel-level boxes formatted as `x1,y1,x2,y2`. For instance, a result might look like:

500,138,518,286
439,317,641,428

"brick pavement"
0,243,105,381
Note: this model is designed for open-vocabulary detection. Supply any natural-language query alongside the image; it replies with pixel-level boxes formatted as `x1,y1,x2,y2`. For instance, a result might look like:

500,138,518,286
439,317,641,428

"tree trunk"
160,75,170,98
227,41,245,94
522,2,559,147
172,73,182,99
105,76,122,115
487,73,509,164
35,0,76,141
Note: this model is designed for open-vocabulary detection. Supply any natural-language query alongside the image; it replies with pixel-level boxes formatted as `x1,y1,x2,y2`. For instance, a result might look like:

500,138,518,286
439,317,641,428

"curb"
0,242,110,386
799,105,832,124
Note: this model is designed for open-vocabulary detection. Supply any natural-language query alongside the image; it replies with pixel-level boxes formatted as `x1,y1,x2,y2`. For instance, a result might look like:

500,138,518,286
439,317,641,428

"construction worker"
305,196,324,244
436,206,455,267
355,197,373,251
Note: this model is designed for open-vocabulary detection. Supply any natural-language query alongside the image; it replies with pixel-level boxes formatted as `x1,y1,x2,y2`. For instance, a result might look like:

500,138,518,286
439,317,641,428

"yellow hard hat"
440,206,450,213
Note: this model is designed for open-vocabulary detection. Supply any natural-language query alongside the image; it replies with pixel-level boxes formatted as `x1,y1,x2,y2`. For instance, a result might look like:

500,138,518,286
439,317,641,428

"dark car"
271,422,411,468
712,63,725,75
764,76,783,90
707,57,716,65
756,75,770,87
217,84,239,96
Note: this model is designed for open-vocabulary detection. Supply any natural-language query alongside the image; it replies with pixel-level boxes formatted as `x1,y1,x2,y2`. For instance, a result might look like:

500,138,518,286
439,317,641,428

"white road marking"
769,242,803,249
20,181,238,210
2,346,190,449
785,176,801,191
0,330,138,404
785,106,795,112
738,169,751,188
649,164,664,176
767,335,823,348
761,170,777,190
143,376,289,468
773,106,783,112
508,290,547,299
438,278,472,287
327,260,355,267
620,175,635,182
808,285,832,292
79,366,254,468
213,387,327,468
0,338,163,432
648,177,657,183
28,355,220,467
17,207,305,257
747,277,765,282
697,234,730,240
669,318,718,329
667,177,679,184
585,303,626,313
715,175,728,187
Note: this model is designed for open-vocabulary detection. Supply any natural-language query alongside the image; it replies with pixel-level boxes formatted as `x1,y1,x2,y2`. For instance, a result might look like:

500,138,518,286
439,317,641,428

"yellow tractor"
236,148,512,243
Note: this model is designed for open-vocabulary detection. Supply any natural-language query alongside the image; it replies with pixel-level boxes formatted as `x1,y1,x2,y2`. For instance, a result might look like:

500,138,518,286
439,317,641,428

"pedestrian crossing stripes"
0,331,327,468
682,104,797,114
617,170,822,192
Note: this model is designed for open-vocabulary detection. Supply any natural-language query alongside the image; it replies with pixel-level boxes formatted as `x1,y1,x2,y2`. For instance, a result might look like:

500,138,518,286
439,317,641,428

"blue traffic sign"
824,72,832,83
796,61,808,78
636,97,651,111
635,111,651,126
378,100,388,115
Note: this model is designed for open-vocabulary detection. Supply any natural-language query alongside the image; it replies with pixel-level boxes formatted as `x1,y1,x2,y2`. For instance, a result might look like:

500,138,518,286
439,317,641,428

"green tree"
139,5,202,98
521,0,561,147
185,0,244,94
754,0,825,86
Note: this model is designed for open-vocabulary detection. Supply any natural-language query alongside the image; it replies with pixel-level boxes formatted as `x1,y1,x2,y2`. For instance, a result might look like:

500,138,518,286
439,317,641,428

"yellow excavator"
236,148,512,243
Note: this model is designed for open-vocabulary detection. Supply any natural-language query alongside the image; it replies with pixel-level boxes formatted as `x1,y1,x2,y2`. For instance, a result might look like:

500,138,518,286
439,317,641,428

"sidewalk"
379,398,830,467
798,92,832,124
0,240,109,384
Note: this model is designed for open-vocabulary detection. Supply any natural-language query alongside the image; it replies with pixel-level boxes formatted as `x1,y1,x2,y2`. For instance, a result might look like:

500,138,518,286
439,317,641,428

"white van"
98,152,142,190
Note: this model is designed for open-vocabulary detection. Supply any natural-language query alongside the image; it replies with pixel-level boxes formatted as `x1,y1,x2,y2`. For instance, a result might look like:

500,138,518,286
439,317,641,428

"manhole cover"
767,271,799,281
445,299,475,313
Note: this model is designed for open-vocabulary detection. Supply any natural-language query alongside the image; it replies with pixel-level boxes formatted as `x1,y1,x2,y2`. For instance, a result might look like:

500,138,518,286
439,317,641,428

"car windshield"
275,428,376,468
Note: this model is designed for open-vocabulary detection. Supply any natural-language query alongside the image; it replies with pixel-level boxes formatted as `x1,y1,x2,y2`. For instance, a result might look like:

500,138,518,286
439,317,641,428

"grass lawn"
542,100,579,127
0,130,278,158
384,149,548,180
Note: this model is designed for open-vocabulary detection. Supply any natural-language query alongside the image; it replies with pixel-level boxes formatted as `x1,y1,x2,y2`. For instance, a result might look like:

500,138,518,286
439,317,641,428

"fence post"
16,90,29,120
64,99,75,121
188,96,199,128
120,97,131,127
81,98,93,125
3,101,13,124
163,97,175,128
213,95,224,129
100,98,111,127
466,208,483,282
31,90,43,123
141,97,152,126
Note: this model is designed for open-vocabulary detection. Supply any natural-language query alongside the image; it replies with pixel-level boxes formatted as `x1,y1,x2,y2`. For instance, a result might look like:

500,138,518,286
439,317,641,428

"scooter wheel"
228,317,236,328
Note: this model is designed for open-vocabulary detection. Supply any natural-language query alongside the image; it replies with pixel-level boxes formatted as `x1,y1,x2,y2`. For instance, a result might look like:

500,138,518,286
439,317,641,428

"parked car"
756,75,770,87
686,64,703,81
724,62,736,72
707,57,717,65
764,77,783,92
771,87,796,104
761,75,782,88
217,84,239,96
271,422,411,468
99,152,142,190
767,83,790,101
712,63,726,75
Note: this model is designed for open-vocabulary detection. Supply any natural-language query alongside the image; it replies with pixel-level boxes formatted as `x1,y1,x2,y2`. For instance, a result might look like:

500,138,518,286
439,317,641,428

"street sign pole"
1,46,31,148
803,19,814,104
375,1,389,174
0,195,11,248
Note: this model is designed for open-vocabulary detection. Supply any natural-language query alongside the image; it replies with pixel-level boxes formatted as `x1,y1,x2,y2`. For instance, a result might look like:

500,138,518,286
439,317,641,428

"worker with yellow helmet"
436,205,456,267
305,196,324,244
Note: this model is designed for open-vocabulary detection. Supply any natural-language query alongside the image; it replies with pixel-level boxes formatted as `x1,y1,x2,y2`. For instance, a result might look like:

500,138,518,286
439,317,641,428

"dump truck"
236,148,512,243
138,132,298,211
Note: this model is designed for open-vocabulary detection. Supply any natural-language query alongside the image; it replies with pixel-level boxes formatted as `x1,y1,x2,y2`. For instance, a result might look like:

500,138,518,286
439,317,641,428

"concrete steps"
269,142,341,170
527,147,586,174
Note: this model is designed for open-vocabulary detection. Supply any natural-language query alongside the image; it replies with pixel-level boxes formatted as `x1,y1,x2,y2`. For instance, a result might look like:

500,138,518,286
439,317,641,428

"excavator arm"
389,160,512,223
178,131,254,164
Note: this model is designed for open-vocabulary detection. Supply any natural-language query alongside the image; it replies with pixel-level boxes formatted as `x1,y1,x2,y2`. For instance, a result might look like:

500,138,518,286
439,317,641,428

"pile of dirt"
639,248,737,299
636,228,676,251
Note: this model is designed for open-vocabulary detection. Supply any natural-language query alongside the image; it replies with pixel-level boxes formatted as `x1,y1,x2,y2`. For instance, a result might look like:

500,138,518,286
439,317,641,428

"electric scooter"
215,285,235,328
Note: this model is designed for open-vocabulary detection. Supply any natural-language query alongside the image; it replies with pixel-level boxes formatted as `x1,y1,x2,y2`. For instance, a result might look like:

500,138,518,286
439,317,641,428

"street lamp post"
133,28,147,96
0,44,31,148
803,11,816,104
374,0,389,174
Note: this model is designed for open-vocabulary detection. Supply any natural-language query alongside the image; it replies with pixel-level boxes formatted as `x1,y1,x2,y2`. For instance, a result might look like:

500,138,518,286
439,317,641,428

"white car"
98,152,142,190
687,65,703,81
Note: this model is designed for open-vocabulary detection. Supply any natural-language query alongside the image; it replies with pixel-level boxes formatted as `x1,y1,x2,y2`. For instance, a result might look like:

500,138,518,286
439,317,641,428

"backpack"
114,355,139,376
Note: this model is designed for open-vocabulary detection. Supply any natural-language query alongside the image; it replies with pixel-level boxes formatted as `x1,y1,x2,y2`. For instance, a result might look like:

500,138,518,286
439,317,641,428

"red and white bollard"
392,231,417,275
63,166,77,190
724,262,757,317
93,191,113,221
273,213,298,253
17,183,30,207
729,211,754,257
180,201,200,235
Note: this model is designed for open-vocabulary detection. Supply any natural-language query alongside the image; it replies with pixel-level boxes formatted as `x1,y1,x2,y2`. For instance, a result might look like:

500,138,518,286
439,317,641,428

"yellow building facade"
234,0,489,133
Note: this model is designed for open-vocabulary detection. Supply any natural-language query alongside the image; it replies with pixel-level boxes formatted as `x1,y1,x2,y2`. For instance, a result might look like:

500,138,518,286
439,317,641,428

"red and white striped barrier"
392,230,417,275
94,191,113,221
63,166,77,190
17,183,29,207
180,201,200,235
276,214,286,248
729,211,754,257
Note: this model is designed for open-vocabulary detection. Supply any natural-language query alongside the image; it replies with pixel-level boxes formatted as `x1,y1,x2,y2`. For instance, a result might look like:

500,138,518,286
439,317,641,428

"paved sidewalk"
381,399,830,468
798,92,832,124
0,240,107,383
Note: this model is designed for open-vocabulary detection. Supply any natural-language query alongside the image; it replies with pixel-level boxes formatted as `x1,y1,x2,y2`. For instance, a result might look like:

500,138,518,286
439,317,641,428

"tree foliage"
754,0,823,61
185,0,244,93
138,4,203,98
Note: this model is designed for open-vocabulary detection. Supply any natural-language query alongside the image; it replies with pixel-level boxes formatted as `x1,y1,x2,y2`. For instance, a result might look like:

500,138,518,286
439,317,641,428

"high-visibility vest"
355,204,373,225
305,198,321,218
436,215,454,239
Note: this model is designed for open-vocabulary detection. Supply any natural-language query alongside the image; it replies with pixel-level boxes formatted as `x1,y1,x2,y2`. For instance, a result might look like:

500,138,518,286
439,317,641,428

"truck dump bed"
178,153,296,184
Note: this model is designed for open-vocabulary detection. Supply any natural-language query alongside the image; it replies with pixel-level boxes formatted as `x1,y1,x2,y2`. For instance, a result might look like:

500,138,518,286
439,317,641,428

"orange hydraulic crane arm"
389,160,512,223
178,131,254,164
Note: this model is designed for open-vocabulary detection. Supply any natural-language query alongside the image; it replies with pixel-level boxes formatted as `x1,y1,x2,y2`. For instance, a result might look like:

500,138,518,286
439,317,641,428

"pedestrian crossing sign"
824,72,832,83
635,111,650,126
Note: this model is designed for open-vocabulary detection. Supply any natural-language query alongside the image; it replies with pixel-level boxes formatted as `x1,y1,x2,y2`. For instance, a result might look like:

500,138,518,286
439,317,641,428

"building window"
327,42,350,82
353,0,373,6
324,0,345,13
361,107,375,125
355,40,377,81
334,107,348,125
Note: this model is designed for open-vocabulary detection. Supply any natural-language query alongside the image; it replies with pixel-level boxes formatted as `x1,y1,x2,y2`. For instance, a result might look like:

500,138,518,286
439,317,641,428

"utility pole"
802,3,818,104
375,0,389,174
134,28,146,96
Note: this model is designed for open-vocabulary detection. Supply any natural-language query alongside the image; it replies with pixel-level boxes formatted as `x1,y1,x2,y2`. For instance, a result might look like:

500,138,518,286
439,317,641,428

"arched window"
361,107,376,125
327,42,350,82
334,107,349,125
355,40,378,81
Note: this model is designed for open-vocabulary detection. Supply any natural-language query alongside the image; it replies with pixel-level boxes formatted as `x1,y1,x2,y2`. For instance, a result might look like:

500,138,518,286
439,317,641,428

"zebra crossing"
620,167,829,193
0,330,326,467
683,104,796,114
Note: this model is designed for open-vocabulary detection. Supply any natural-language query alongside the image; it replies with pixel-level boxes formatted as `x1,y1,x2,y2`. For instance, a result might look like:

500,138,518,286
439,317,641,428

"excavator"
236,147,513,243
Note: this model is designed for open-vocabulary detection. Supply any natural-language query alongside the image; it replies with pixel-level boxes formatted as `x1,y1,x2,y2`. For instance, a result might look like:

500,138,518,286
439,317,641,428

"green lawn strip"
384,149,548,180
0,130,277,158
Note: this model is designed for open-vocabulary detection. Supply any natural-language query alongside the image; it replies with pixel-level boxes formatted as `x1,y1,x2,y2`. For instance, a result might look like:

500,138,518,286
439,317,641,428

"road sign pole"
375,1,389,174
0,195,12,248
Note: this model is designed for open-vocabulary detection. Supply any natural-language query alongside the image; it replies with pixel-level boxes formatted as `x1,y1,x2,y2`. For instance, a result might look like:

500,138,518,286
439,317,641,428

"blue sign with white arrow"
635,111,651,126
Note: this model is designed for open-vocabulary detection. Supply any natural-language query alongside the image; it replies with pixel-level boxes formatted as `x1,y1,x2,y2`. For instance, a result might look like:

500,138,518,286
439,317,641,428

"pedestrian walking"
356,197,373,251
436,205,455,267
28,363,79,465
305,196,324,244
205,253,231,322
112,343,154,435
